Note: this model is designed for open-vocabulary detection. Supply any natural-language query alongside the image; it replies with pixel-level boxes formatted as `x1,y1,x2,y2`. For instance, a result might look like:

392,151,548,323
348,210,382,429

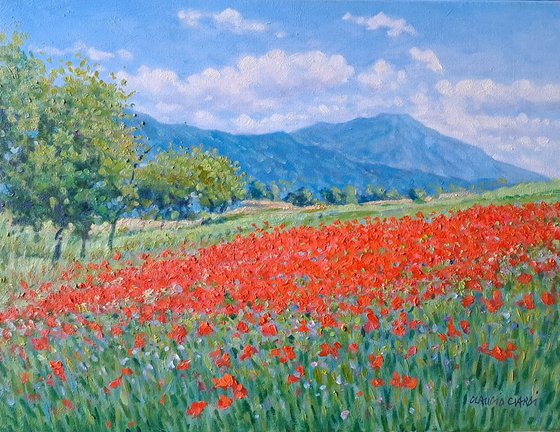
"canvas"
0,1,559,431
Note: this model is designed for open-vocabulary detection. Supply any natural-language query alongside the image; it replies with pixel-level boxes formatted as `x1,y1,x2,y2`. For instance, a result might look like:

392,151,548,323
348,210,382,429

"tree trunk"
51,227,64,264
79,225,90,259
108,219,117,252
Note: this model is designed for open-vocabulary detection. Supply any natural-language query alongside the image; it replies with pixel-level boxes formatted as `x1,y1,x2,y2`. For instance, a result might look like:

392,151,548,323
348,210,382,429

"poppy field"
0,202,559,431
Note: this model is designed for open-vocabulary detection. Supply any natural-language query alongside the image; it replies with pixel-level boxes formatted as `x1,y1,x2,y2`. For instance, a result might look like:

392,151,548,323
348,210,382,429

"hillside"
132,112,547,194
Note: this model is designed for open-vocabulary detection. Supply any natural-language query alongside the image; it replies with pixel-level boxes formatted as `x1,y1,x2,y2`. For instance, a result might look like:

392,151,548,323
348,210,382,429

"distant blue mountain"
131,112,547,195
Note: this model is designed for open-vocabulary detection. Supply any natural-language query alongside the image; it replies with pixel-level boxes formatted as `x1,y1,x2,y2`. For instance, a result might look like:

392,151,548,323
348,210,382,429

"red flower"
541,291,557,306
236,321,249,333
177,360,191,371
459,320,470,335
233,383,248,400
370,378,384,387
260,323,277,337
213,373,237,389
198,322,214,336
287,374,300,384
517,273,532,285
217,395,233,410
61,399,74,410
461,296,475,308
401,375,418,390
121,367,134,376
478,342,517,362
168,325,187,344
517,293,535,310
31,337,51,352
390,372,401,387
186,401,207,417
109,376,123,389
405,346,417,360
447,318,462,339
240,345,258,361
369,354,384,370
50,361,66,382
134,333,146,349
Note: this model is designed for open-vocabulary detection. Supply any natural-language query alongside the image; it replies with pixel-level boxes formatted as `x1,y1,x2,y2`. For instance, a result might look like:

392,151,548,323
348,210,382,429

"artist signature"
468,393,538,408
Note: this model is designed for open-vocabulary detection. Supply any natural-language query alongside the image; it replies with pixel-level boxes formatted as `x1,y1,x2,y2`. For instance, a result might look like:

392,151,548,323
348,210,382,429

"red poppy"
459,320,470,335
370,378,384,387
240,345,258,361
217,395,233,410
109,376,123,389
541,291,557,306
50,361,66,382
186,401,207,417
198,322,214,336
236,321,249,333
369,354,384,370
177,360,191,371
405,346,417,360
61,399,75,410
233,383,248,400
260,323,278,337
168,325,187,344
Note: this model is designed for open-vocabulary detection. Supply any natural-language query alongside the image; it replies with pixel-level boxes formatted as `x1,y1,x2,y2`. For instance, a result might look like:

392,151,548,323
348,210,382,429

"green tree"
343,185,358,205
320,186,345,205
283,187,317,207
0,33,141,260
138,146,246,219
247,180,272,200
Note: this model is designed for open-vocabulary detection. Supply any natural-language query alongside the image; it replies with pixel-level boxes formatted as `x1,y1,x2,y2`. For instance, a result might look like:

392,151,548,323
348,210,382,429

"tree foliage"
137,146,246,219
0,33,141,260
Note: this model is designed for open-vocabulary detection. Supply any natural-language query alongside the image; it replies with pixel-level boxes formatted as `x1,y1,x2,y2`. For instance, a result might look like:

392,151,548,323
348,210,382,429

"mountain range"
132,112,546,195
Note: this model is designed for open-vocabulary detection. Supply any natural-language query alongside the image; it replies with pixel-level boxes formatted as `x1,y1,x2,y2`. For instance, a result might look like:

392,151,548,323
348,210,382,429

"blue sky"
1,0,559,177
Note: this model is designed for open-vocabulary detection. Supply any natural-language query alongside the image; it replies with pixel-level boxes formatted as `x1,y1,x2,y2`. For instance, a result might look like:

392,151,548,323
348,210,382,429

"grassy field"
1,180,559,305
0,180,559,431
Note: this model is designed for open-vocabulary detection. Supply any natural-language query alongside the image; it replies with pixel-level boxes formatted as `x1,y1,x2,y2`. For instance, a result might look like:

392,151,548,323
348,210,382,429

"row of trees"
246,181,411,207
0,33,245,261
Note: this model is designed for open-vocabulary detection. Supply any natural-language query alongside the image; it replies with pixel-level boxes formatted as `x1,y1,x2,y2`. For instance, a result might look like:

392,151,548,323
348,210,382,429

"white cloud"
177,9,203,27
358,60,406,91
214,8,267,33
86,46,115,62
233,112,310,134
409,48,443,73
31,42,132,63
178,8,267,34
342,12,415,37
32,45,65,56
118,49,354,123
117,49,134,61
435,79,560,105
410,80,560,178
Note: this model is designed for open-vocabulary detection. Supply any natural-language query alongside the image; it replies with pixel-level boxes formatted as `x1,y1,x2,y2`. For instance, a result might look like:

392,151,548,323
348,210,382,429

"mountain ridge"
131,111,547,195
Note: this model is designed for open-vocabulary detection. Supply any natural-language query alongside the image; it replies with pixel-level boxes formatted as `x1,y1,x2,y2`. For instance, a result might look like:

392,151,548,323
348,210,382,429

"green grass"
0,273,557,431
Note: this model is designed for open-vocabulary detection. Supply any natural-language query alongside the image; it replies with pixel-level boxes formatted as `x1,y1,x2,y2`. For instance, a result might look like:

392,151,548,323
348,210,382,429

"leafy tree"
0,33,141,260
269,182,282,201
191,146,246,212
320,187,345,205
247,180,271,200
408,187,428,203
283,187,317,207
343,185,358,205
138,146,246,219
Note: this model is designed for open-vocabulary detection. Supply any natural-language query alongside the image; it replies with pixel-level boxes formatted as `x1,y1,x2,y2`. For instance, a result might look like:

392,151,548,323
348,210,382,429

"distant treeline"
246,179,467,207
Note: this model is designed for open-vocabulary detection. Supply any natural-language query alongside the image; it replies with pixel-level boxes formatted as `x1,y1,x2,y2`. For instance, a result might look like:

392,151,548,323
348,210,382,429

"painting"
0,1,559,431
